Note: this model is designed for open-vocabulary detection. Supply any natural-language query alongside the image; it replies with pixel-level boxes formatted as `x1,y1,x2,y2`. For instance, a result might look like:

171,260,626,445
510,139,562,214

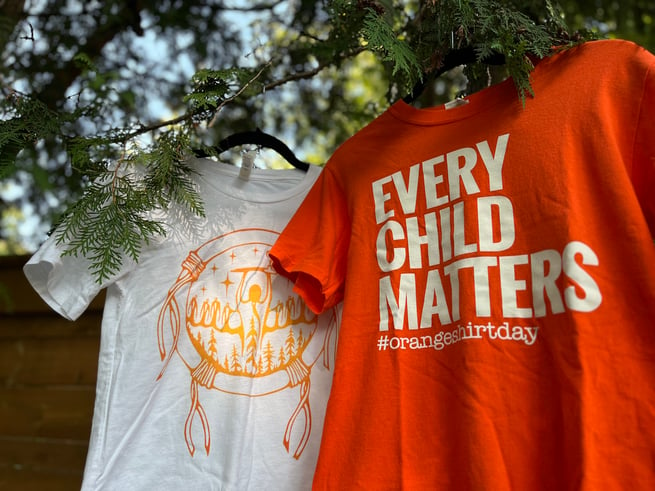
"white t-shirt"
24,159,339,491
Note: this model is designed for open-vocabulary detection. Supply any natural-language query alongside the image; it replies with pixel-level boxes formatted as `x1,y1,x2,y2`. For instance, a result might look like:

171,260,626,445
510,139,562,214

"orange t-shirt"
270,40,655,490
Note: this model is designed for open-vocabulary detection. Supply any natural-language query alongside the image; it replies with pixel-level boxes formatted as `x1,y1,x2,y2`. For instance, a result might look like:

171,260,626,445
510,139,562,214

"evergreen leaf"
361,8,422,84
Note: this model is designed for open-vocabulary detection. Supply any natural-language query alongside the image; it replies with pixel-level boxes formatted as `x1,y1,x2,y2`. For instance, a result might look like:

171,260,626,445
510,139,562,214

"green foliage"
1,0,652,282
72,52,98,72
55,174,167,283
350,0,593,101
141,132,205,218
0,95,62,178
55,130,204,283
360,7,421,80
184,69,235,112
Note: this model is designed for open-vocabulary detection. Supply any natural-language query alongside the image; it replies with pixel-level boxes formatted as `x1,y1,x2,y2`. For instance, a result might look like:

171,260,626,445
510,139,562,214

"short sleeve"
632,48,655,236
23,234,116,321
270,166,350,314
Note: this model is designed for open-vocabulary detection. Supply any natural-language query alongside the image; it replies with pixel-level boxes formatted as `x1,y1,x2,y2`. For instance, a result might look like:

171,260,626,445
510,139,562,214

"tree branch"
0,0,27,55
120,46,367,142
218,1,284,12
263,47,367,91
208,61,272,127
35,1,144,109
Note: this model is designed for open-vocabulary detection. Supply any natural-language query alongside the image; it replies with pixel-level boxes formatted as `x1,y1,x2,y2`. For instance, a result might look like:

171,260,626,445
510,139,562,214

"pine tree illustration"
263,340,275,373
230,344,242,373
208,329,218,361
244,318,258,374
278,347,286,368
285,328,296,360
223,354,229,371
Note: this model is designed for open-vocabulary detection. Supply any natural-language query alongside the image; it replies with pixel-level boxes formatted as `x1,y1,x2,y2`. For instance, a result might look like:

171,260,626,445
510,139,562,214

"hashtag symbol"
377,335,389,351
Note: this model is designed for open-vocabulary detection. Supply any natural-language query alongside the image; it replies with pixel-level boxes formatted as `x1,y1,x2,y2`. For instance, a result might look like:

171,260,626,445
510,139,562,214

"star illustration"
221,274,234,295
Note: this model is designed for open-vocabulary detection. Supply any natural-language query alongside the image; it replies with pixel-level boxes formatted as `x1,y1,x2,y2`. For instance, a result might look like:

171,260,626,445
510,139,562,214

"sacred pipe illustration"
156,228,338,458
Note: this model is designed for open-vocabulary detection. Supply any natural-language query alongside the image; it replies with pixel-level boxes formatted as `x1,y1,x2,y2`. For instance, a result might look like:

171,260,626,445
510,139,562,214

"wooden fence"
0,255,102,491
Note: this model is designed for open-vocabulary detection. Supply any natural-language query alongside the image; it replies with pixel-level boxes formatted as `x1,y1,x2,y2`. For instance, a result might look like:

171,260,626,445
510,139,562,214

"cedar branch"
120,46,366,141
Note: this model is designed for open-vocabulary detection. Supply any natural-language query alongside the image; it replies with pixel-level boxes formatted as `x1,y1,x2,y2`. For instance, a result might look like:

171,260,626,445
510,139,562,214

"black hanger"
194,128,310,172
403,46,505,103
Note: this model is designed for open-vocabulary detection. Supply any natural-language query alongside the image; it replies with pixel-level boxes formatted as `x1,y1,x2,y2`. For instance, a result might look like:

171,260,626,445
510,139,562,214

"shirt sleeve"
632,47,655,237
23,233,121,321
270,166,350,314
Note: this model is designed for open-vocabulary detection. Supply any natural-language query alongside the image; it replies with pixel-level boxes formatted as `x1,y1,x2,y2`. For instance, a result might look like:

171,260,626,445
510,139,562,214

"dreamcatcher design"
156,228,338,459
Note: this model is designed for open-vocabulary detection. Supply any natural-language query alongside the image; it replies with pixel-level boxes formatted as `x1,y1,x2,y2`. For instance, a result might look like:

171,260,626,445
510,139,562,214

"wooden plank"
0,255,31,270
0,312,102,339
0,255,61,314
0,256,98,489
0,386,95,440
0,255,105,314
0,435,88,475
0,336,100,387
0,467,83,491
